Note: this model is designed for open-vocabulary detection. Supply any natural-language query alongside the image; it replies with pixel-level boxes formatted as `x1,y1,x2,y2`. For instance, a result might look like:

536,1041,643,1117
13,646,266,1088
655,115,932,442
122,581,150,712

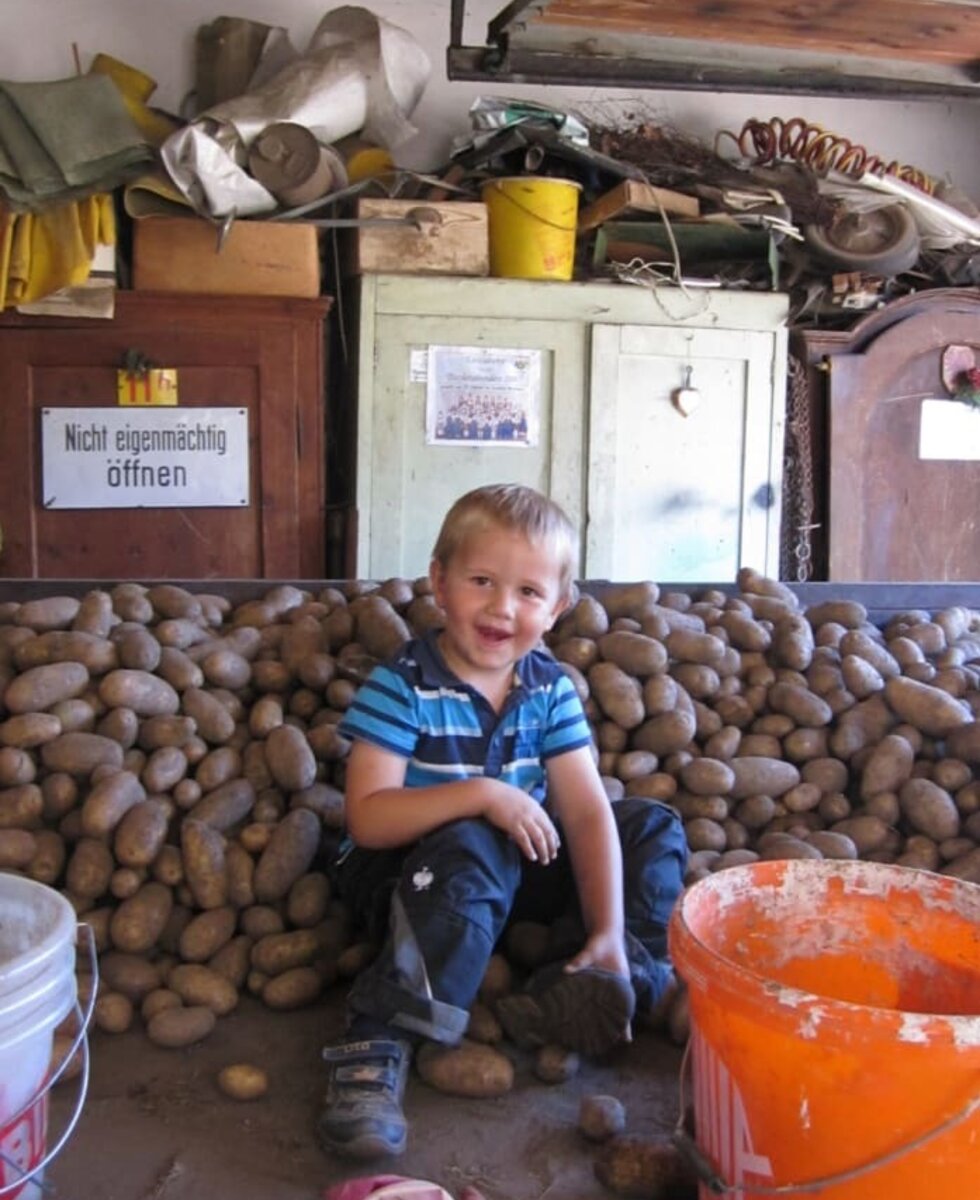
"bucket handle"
673,1035,980,1196
485,180,579,233
0,923,98,1197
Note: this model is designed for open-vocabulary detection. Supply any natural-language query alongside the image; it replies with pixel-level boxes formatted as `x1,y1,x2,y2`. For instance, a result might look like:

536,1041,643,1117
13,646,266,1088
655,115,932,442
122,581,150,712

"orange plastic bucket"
668,860,980,1199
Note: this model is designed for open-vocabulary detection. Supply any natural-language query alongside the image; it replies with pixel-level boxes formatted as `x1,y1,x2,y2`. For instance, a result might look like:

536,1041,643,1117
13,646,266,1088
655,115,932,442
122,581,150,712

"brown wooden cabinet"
0,292,331,579
791,288,980,582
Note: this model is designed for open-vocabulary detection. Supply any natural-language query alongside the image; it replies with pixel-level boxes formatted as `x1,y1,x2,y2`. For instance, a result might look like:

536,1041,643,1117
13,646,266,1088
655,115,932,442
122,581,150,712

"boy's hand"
483,783,561,864
564,931,633,1043
564,930,630,980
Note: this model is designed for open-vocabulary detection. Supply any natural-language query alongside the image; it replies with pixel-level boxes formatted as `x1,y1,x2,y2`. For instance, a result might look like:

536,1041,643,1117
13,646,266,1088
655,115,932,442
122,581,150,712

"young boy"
318,484,687,1159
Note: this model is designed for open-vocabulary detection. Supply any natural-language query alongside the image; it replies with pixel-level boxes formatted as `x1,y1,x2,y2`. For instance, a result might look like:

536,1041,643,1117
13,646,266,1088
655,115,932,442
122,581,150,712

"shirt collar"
415,629,527,695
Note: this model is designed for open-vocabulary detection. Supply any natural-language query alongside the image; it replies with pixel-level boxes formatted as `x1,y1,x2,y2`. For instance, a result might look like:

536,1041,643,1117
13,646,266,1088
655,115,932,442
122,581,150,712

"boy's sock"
317,1033,412,1159
495,963,635,1058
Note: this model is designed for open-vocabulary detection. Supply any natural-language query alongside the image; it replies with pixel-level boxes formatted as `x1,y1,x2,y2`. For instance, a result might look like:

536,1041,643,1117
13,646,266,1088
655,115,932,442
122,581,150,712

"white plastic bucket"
0,875,80,1199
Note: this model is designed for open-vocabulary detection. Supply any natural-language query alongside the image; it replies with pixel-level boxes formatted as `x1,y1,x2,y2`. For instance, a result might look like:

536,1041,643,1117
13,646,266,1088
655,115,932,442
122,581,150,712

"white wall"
3,1,978,198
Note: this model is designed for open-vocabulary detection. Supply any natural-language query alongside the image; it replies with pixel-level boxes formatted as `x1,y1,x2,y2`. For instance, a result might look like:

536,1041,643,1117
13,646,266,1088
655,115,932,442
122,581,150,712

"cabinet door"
0,294,328,580
587,323,785,582
357,314,587,579
827,308,980,581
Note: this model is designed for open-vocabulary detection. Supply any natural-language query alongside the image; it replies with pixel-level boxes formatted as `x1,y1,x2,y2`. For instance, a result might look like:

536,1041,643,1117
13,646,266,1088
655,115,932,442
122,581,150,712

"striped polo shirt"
338,630,593,803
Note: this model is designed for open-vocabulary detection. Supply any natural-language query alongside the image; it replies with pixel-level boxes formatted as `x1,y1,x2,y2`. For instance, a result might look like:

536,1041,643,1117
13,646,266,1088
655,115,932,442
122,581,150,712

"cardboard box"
352,198,489,276
133,216,320,297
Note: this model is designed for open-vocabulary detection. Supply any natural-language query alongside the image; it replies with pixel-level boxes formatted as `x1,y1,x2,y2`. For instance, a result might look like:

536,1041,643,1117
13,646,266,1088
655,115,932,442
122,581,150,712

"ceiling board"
449,0,980,98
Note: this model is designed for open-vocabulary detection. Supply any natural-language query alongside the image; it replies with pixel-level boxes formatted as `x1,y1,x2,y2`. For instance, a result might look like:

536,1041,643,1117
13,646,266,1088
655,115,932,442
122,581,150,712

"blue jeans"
332,797,688,1045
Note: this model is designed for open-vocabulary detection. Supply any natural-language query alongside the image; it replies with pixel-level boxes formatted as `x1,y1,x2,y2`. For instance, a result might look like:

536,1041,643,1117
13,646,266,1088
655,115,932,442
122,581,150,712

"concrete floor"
44,991,684,1200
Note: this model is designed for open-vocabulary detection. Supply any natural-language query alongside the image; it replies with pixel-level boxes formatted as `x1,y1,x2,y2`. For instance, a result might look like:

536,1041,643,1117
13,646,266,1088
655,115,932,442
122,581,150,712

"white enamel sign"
41,407,250,509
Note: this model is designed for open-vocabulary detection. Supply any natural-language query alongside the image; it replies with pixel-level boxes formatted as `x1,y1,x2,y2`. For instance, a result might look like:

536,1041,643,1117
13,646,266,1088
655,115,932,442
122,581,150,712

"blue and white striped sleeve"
338,664,419,759
540,671,594,760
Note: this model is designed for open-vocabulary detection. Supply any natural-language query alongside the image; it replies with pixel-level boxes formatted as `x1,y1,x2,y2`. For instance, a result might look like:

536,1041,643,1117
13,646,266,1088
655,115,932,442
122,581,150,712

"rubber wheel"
803,202,921,275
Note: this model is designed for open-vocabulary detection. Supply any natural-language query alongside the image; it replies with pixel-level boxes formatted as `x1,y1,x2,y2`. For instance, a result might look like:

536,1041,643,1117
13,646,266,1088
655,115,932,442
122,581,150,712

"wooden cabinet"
0,292,331,579
792,288,980,582
352,274,788,581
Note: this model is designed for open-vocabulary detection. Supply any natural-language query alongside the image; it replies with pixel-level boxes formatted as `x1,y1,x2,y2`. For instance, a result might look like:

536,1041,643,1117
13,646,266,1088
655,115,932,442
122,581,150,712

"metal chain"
781,353,818,581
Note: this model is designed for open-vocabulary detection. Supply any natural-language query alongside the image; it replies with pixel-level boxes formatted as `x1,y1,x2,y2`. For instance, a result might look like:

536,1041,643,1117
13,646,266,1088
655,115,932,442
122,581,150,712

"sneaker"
496,965,635,1058
317,1038,411,1158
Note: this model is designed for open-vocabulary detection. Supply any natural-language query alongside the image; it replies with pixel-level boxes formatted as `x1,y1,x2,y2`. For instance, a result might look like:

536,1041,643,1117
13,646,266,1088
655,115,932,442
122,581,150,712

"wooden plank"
577,179,699,232
532,0,980,67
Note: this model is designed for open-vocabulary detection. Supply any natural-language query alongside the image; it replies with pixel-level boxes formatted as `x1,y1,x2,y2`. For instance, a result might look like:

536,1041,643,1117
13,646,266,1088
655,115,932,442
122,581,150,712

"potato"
113,627,162,672
594,1135,698,1198
252,808,321,903
168,963,239,1015
588,662,645,730
597,631,667,677
580,1093,626,1141
209,934,254,990
883,676,971,737
217,1063,268,1101
598,582,659,622
349,594,412,660
141,988,182,1023
147,1005,216,1048
287,872,330,928
188,778,255,831
94,990,134,1034
110,881,174,954
728,757,800,799
66,837,114,899
138,715,198,751
251,929,320,976
181,687,236,744
767,682,833,727
0,783,43,829
99,951,163,1002
0,712,63,749
898,778,960,841
4,662,90,713
679,757,735,797
263,725,317,792
181,818,228,910
179,906,237,963
80,770,146,837
859,734,915,799
0,828,37,868
415,1039,514,1098
261,965,323,1010
26,828,66,884
534,1043,580,1083
41,731,124,776
632,710,697,756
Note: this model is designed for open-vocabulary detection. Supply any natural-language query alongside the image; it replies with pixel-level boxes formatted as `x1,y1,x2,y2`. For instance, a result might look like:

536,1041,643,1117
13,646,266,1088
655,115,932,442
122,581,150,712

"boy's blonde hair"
432,484,578,598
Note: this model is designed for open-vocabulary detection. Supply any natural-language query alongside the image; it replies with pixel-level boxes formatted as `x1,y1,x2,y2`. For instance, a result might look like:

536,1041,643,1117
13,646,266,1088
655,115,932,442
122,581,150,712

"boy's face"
430,523,569,686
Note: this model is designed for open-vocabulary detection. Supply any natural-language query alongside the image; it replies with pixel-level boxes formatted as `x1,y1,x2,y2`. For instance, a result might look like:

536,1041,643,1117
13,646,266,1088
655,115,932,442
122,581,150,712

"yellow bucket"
481,176,581,281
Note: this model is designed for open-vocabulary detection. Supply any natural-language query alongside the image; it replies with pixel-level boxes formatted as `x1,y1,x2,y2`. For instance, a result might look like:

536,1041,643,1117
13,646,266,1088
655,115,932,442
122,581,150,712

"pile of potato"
2,570,979,1052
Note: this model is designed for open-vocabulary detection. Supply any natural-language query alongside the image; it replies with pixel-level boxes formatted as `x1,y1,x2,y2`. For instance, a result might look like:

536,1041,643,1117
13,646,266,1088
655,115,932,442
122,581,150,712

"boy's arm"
546,745,629,979
345,739,560,861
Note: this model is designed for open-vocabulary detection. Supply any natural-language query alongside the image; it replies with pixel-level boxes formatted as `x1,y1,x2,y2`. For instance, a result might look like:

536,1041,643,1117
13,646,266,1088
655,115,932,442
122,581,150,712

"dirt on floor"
44,989,685,1200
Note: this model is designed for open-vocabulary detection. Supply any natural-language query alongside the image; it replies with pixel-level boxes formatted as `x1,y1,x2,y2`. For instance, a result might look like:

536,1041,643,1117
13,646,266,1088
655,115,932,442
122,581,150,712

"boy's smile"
430,523,568,704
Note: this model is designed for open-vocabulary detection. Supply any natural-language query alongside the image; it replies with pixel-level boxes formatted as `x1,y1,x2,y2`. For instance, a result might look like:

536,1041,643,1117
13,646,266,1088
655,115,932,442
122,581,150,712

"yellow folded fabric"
0,192,115,309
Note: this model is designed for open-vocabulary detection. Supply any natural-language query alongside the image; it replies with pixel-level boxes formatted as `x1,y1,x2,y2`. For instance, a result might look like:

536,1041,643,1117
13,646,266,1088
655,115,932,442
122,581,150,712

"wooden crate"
133,216,321,297
351,198,489,276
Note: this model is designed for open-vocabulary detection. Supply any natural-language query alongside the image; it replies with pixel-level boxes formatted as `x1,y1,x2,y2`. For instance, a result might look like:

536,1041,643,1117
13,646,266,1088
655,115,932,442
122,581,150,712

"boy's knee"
615,797,688,863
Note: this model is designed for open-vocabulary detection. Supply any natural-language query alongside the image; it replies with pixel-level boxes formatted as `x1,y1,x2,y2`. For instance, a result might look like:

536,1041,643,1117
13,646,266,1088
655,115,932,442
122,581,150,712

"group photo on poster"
425,345,542,447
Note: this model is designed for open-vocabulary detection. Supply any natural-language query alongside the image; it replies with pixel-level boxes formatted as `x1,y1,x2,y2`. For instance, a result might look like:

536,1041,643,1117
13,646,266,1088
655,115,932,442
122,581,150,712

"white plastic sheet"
160,6,430,218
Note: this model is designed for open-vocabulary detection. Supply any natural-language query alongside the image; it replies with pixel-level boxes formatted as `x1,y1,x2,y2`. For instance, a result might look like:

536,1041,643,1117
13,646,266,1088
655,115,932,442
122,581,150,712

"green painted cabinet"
353,274,788,583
